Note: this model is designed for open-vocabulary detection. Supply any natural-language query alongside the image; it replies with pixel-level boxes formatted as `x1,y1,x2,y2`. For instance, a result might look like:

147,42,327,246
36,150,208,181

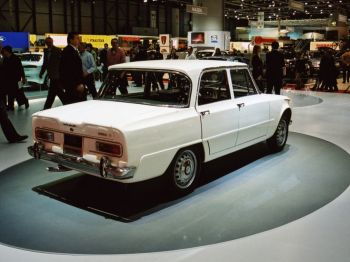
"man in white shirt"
185,46,196,60
79,42,97,98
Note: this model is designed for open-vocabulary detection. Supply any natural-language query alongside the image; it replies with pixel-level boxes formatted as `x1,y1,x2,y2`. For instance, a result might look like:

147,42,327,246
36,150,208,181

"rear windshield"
97,69,192,108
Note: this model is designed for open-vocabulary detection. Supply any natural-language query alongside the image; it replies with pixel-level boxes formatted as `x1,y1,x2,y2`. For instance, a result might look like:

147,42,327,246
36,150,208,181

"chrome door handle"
237,103,245,109
200,110,210,116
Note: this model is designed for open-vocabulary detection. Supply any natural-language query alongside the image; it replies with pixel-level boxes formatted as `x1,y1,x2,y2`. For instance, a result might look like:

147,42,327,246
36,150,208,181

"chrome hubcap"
276,119,287,146
174,150,197,189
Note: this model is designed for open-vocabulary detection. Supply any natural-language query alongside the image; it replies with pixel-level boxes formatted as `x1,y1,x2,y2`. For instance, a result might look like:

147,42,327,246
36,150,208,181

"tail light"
35,129,55,142
96,141,122,157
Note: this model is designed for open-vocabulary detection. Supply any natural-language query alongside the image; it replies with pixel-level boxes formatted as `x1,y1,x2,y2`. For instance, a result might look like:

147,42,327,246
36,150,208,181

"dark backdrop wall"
0,0,191,36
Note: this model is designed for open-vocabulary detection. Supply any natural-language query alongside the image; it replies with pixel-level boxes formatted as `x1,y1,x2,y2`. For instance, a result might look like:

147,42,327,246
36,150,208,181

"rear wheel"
167,148,201,195
267,116,289,152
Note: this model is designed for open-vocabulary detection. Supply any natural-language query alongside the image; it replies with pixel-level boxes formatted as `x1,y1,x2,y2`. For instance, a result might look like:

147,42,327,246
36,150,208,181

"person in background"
185,46,196,60
86,43,97,64
86,43,100,81
154,45,165,90
265,41,285,95
107,38,125,67
40,37,65,109
144,51,159,94
295,52,306,90
340,49,350,84
214,47,221,56
166,47,179,89
167,47,179,60
79,42,97,98
317,51,327,90
251,45,264,92
0,44,28,143
59,32,86,104
133,42,148,87
0,99,28,143
106,38,128,94
319,51,338,92
1,45,29,110
99,43,109,81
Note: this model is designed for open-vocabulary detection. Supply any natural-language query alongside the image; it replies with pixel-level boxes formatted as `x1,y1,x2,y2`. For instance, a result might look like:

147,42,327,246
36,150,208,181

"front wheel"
166,148,201,195
267,117,289,152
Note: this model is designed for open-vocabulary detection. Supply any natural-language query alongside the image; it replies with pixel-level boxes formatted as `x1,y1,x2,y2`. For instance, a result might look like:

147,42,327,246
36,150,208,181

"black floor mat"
32,142,270,222
33,174,176,222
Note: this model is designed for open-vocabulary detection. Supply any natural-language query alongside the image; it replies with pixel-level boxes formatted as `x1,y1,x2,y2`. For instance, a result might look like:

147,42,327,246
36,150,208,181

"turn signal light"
96,141,122,157
35,129,54,142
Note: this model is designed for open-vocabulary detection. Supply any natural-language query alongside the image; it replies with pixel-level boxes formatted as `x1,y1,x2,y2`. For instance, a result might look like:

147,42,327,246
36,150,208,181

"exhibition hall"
0,0,350,261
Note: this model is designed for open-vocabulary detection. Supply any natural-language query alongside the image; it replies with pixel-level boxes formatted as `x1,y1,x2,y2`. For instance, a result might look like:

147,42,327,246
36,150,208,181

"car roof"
109,60,247,73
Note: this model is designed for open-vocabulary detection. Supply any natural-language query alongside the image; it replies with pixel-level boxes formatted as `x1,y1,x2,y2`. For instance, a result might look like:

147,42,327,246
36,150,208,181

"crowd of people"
250,41,350,93
1,33,350,143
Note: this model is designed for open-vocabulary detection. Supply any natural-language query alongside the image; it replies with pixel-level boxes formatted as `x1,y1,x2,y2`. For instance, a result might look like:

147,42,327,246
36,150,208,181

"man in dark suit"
0,99,28,143
266,41,285,95
59,32,86,104
1,45,29,110
40,37,66,109
0,44,27,143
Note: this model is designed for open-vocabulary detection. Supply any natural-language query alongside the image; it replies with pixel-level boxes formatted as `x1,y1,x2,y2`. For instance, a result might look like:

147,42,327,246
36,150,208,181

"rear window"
97,69,192,108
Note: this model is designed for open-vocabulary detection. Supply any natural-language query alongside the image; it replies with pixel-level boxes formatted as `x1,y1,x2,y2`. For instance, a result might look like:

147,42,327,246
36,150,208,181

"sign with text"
186,4,208,15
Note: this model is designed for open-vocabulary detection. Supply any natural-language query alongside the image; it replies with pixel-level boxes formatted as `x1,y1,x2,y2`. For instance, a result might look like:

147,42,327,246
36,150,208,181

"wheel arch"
281,107,292,124
174,142,205,163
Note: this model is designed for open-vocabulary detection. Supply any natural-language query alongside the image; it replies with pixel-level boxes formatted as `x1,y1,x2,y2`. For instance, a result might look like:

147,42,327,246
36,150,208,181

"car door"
230,68,270,146
196,69,239,155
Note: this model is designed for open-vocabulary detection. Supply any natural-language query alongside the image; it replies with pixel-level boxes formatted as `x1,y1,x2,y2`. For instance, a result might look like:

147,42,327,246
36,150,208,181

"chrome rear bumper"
28,143,135,180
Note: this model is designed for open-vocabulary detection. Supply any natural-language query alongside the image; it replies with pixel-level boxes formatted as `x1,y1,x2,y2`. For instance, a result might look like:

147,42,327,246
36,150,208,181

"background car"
195,49,228,59
20,52,48,91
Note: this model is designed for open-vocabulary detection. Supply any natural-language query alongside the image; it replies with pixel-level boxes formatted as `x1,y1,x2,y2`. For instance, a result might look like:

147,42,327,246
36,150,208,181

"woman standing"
251,45,264,92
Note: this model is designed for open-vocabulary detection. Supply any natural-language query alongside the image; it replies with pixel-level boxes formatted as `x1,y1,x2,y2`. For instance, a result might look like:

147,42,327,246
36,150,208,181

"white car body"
20,52,47,86
28,60,291,192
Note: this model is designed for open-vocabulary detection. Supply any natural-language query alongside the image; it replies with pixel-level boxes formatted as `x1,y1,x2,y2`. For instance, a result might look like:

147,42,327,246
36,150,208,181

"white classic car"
20,52,48,90
28,60,291,194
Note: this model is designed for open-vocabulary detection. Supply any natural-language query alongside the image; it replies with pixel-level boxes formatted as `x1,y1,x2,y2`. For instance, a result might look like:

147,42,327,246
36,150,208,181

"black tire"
166,147,201,195
267,116,289,152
